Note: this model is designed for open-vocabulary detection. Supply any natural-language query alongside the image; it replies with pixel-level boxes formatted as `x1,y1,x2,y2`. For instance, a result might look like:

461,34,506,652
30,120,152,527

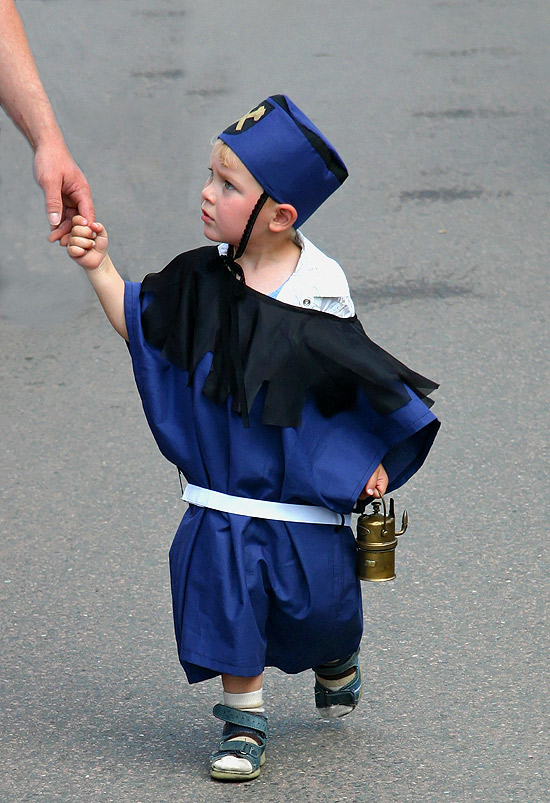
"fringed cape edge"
140,246,438,428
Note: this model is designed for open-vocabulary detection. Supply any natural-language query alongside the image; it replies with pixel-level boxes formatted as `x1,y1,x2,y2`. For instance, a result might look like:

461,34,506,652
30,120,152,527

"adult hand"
0,1,95,236
34,139,95,242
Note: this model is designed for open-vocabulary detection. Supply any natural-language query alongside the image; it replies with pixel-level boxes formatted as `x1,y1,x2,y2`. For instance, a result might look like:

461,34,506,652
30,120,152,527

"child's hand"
359,463,389,500
66,214,108,270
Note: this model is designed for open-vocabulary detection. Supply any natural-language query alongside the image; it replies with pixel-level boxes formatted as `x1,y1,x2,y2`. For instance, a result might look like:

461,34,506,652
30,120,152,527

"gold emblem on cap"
235,105,266,131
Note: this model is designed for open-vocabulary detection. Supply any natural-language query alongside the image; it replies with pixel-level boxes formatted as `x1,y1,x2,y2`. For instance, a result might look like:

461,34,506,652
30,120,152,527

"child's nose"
201,183,215,204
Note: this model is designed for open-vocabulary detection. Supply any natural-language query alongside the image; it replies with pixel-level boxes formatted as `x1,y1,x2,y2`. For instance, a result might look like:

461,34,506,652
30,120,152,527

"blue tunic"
124,263,439,683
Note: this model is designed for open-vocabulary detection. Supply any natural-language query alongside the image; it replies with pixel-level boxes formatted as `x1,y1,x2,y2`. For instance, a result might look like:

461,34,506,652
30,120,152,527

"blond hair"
213,139,242,169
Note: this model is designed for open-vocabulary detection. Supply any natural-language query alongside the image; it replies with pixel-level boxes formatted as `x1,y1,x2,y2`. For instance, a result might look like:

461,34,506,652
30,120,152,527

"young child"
65,95,440,782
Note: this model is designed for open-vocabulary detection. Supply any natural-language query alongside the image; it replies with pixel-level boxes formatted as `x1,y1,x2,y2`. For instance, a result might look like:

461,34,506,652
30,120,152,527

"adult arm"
0,0,94,232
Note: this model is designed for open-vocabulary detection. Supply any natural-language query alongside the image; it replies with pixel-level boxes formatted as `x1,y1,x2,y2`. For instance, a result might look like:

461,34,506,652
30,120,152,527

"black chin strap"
226,191,270,276
220,191,270,428
235,191,270,259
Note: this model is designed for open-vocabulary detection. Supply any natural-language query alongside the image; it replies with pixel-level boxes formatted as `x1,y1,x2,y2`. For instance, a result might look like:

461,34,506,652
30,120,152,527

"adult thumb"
47,205,62,228
42,178,63,228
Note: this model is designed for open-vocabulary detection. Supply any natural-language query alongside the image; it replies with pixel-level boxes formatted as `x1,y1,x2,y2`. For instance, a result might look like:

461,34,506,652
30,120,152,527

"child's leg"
222,673,263,696
210,673,267,782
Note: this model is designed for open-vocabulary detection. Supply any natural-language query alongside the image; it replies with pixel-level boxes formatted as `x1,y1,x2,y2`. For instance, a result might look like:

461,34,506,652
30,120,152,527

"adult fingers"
48,208,79,243
74,188,95,224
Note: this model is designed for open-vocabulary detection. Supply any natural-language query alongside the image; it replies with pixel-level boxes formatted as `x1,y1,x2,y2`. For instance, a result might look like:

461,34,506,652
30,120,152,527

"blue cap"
219,95,348,228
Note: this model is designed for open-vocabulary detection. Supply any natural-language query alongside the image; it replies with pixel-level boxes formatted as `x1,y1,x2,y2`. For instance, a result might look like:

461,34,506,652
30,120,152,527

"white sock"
223,688,265,713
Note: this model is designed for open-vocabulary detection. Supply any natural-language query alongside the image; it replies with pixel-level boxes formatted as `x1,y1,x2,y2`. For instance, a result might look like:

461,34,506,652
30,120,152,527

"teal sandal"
313,649,362,719
210,704,268,782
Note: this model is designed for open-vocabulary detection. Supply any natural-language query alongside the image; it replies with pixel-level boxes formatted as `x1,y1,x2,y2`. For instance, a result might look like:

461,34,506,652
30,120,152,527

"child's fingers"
68,235,95,251
71,224,96,239
364,463,388,497
67,244,88,259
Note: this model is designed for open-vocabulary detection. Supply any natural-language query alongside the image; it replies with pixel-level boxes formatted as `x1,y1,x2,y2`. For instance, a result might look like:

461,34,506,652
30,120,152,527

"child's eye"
224,180,235,190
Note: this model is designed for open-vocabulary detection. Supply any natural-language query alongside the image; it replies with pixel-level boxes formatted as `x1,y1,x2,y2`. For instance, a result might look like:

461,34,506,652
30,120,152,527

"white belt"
182,483,352,528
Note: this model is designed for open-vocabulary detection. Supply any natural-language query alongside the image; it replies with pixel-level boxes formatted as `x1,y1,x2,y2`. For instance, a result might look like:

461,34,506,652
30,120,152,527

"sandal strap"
313,648,360,677
213,738,264,761
314,666,362,709
212,704,268,738
315,679,360,709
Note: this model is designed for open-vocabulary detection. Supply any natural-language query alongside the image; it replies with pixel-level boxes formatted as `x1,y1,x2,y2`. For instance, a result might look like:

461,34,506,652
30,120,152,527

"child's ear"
269,203,298,232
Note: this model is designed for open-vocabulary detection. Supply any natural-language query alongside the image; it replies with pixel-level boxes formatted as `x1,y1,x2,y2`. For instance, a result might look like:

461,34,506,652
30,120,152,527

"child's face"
201,141,265,247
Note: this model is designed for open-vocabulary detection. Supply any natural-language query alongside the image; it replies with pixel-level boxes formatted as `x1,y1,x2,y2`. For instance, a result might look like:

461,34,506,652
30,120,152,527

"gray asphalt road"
1,1,548,801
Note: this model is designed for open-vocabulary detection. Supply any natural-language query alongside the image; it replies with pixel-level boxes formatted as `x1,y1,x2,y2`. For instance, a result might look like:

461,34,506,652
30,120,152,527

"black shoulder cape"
140,246,438,428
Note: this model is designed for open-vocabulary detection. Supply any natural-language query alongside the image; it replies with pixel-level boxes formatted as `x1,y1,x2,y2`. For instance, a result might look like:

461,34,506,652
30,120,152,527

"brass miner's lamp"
355,495,408,582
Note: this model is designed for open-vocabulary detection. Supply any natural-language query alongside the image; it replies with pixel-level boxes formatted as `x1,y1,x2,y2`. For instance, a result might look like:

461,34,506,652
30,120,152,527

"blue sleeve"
124,280,206,477
280,387,440,512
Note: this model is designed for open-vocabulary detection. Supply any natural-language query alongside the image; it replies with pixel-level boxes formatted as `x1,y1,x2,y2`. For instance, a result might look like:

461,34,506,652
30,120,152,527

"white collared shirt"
217,231,355,319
